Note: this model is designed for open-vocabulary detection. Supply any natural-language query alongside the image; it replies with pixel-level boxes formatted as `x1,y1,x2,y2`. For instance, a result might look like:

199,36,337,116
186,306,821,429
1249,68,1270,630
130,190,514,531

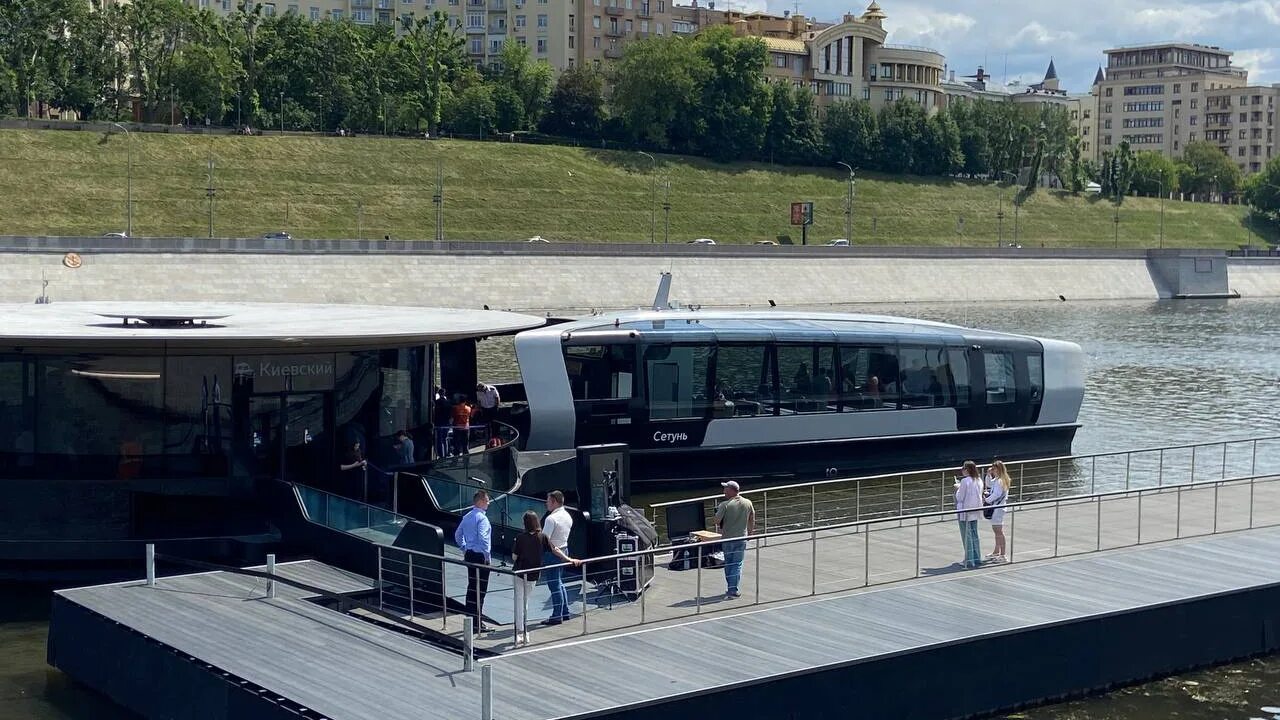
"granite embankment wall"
0,238,1275,310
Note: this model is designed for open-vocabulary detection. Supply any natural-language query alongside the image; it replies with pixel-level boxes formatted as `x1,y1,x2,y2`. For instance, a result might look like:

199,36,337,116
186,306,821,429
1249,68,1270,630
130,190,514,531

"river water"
3,298,1280,719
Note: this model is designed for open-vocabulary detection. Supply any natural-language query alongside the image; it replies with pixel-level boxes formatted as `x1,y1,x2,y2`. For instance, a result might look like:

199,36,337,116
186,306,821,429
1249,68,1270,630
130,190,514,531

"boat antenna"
35,271,51,304
651,271,672,311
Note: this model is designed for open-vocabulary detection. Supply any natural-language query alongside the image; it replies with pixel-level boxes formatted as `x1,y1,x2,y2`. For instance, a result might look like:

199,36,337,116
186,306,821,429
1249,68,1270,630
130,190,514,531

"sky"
750,0,1280,92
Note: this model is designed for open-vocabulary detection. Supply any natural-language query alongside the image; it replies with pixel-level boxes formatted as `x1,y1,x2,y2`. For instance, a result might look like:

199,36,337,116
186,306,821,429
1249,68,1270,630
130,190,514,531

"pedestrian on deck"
393,429,415,466
540,490,575,625
433,388,452,458
955,460,984,568
512,510,579,645
475,382,501,428
714,480,755,599
452,395,474,456
454,490,492,633
339,440,367,499
985,460,1012,562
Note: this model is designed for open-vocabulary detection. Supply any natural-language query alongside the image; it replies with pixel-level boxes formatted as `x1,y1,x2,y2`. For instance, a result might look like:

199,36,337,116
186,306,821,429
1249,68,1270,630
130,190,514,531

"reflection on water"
6,299,1280,720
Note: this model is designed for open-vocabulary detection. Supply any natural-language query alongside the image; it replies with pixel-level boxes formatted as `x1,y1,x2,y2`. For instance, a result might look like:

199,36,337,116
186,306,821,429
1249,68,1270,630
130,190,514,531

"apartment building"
1204,85,1278,174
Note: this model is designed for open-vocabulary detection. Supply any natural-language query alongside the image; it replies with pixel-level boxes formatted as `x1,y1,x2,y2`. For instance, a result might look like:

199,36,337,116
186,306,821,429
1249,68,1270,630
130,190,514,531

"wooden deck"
51,476,1280,720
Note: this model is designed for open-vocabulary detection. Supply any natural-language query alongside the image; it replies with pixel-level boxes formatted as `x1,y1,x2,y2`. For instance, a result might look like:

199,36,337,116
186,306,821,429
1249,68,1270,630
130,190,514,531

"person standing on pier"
455,490,493,632
955,461,984,568
984,461,1011,562
512,510,580,645
715,481,755,598
541,491,575,625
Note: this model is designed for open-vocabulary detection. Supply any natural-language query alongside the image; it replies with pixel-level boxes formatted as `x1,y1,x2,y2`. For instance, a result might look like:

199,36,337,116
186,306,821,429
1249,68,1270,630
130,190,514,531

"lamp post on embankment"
108,122,133,238
836,161,855,244
637,151,657,244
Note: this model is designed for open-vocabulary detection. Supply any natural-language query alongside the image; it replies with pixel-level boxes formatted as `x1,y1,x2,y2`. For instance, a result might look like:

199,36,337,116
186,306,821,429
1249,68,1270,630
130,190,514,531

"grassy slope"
0,129,1270,248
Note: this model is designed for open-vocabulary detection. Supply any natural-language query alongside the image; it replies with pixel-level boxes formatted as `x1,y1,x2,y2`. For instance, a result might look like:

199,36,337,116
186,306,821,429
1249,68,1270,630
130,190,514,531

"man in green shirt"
714,480,755,598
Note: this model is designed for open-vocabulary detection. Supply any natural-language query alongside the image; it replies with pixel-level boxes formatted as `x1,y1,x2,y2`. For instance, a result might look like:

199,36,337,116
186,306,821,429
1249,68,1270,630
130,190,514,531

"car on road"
688,238,716,245
754,240,778,246
826,238,850,247
102,232,129,239
526,236,550,243
263,231,292,240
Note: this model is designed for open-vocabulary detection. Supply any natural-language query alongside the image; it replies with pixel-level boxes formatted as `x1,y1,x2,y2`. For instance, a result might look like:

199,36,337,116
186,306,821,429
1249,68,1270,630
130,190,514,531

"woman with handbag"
984,460,1012,562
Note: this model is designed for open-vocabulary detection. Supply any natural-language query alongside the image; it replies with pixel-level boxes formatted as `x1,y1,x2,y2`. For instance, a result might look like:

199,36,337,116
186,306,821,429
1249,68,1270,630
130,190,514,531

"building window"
1105,87,1113,97
592,35,599,47
885,88,894,100
310,6,320,19
1083,127,1089,136
516,14,526,26
624,18,631,31
591,15,598,28
1173,83,1181,93
658,0,664,9
331,8,344,18
1084,109,1090,119
1123,85,1164,96
656,21,664,33
537,13,547,27
470,38,482,53
466,12,483,27
1239,147,1246,157
1191,82,1198,92
568,35,574,48
537,38,546,53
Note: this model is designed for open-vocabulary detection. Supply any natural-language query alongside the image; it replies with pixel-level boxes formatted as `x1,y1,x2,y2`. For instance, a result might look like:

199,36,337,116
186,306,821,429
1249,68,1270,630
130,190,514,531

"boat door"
246,391,333,485
973,347,1031,429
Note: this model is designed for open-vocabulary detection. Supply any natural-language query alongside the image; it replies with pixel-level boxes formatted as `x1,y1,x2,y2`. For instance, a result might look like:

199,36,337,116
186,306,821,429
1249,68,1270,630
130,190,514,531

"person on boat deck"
475,382,501,427
393,429,415,466
339,440,367,498
432,388,452,458
511,510,579,645
955,461,984,568
455,490,492,633
451,395,474,456
714,480,755,599
540,490,575,625
792,363,812,394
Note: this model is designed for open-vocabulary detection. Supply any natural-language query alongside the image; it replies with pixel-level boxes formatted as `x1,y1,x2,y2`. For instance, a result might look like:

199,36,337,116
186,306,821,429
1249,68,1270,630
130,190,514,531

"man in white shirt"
541,490,574,625
475,382,500,427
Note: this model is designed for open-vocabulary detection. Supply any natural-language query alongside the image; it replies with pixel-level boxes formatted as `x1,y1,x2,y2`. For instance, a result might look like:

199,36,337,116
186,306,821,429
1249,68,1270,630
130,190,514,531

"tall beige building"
1091,42,1277,174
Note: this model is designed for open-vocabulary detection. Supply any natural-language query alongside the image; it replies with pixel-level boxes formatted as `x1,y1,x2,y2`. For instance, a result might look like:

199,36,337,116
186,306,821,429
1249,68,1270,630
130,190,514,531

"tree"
692,27,769,161
540,65,604,139
450,83,495,135
610,35,706,150
399,10,466,133
491,83,523,133
497,41,552,130
949,102,991,177
0,0,83,117
1177,140,1243,197
1113,140,1136,201
822,99,877,170
118,0,195,122
1131,151,1179,196
762,82,822,165
917,110,962,176
0,59,15,116
1243,156,1280,228
1065,133,1084,193
877,99,927,174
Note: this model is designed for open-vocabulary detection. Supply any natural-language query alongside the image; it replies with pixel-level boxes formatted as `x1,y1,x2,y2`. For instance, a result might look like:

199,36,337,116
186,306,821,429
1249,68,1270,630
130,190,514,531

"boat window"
897,345,949,408
0,358,35,477
164,356,233,477
1027,353,1044,405
712,344,773,417
645,344,711,420
947,348,970,407
983,351,1016,405
838,345,899,410
565,345,638,425
776,344,837,414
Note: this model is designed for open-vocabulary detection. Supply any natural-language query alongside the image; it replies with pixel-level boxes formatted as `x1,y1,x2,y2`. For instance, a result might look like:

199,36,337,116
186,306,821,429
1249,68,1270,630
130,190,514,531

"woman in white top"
985,460,1012,562
954,460,984,568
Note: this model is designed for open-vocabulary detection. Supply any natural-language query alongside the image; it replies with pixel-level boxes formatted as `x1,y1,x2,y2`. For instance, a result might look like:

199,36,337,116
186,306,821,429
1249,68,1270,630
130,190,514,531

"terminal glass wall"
0,347,433,483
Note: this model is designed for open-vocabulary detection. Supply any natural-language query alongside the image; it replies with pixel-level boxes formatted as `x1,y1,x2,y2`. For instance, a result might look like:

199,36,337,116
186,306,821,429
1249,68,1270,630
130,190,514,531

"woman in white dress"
985,460,1012,562
955,460,984,568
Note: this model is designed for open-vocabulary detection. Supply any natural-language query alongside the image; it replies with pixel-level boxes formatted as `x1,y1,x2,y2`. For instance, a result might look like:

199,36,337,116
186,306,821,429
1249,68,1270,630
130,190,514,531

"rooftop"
0,302,545,348
1104,41,1233,56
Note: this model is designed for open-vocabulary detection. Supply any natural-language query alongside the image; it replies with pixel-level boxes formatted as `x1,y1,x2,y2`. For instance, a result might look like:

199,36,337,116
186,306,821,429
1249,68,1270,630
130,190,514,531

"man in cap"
714,480,755,599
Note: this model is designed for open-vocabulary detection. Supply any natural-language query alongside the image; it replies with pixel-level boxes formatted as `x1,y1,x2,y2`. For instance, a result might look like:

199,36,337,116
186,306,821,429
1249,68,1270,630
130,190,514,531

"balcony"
637,5,652,17
605,47,623,59
351,0,372,7
605,27,623,37
376,0,392,8
605,6,624,16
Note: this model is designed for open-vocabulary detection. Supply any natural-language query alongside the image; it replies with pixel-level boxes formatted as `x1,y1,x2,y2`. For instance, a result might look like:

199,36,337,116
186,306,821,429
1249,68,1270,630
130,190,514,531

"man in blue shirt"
454,490,492,632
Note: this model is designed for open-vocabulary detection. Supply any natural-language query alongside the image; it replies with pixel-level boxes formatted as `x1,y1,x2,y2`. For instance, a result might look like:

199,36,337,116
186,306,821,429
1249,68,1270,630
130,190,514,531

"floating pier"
49,474,1280,720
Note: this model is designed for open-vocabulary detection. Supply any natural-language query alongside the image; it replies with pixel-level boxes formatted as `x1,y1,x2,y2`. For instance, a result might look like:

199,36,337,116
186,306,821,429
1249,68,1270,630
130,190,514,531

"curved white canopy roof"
0,302,544,349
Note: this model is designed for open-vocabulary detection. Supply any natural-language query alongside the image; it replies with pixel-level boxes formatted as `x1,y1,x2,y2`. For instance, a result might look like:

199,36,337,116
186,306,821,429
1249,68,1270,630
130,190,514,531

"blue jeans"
721,539,747,594
958,520,981,568
543,550,570,620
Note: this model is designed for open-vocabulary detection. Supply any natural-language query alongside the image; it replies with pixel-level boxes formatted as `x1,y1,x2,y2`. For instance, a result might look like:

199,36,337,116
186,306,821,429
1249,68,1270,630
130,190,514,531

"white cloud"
793,0,1280,88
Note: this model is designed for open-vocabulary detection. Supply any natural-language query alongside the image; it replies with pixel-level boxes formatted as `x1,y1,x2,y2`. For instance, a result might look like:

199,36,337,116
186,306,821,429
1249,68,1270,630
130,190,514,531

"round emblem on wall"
62,252,83,269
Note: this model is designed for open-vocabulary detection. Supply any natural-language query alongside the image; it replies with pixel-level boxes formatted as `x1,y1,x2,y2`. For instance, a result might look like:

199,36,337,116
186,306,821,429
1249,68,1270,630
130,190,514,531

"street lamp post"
1157,176,1165,249
836,161,855,244
637,151,657,244
1113,206,1120,248
279,92,285,134
109,122,133,237
1001,171,1018,246
662,176,671,245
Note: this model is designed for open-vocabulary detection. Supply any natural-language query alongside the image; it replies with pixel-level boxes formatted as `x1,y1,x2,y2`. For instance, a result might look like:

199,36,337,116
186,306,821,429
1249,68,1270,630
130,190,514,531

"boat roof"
542,309,1031,345
0,302,545,350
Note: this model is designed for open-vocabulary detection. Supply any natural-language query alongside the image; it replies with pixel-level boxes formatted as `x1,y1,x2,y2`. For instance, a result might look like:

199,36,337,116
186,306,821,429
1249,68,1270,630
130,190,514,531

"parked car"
102,232,129,239
754,240,778,246
827,239,850,247
688,238,716,245
263,231,292,240
526,235,550,243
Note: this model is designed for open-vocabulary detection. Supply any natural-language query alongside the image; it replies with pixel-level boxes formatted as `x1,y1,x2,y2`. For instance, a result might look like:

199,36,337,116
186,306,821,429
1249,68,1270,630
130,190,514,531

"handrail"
380,470,1270,574
649,434,1280,510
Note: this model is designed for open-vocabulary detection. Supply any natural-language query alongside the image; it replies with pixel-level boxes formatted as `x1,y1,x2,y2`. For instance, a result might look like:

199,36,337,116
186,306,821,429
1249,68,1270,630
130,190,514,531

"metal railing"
375,470,1280,651
650,435,1280,541
296,483,409,542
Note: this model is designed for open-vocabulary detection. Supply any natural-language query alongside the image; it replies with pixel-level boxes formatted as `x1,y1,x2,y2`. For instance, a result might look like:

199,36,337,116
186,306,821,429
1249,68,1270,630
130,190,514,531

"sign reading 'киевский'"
234,355,336,392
